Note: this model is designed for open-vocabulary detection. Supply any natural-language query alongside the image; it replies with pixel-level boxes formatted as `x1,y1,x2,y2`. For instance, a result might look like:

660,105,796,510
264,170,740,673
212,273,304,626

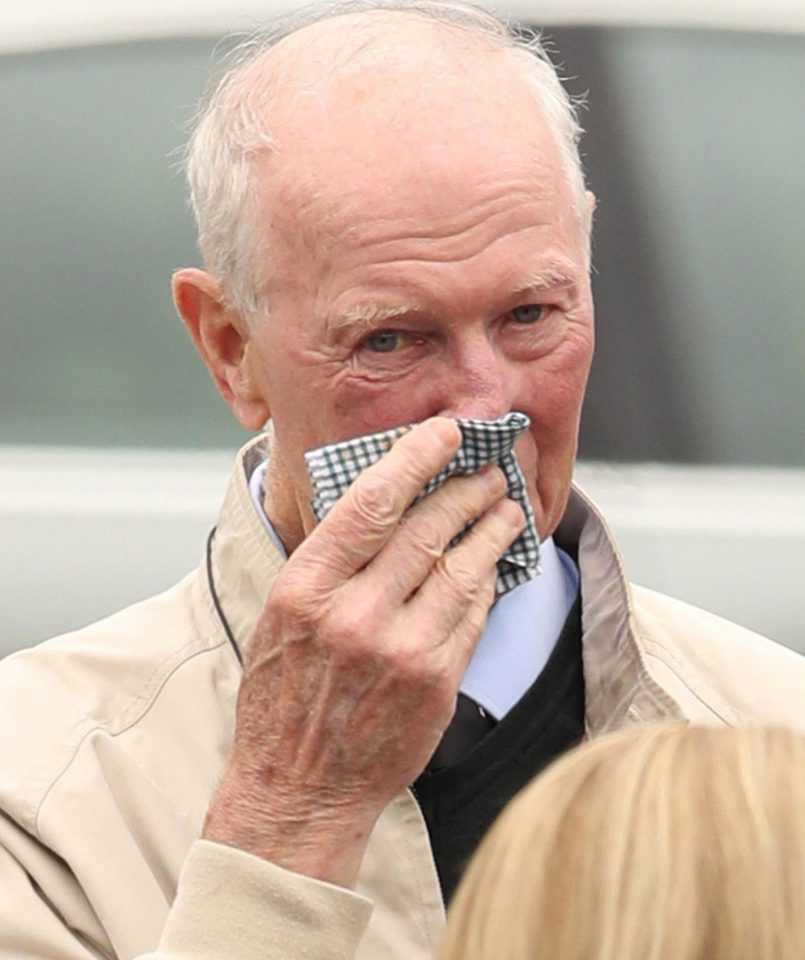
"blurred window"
551,27,805,465
1,29,803,463
0,38,245,449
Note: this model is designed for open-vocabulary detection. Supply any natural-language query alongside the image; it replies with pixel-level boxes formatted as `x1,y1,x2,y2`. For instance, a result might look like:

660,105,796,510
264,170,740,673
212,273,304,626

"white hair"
184,0,591,324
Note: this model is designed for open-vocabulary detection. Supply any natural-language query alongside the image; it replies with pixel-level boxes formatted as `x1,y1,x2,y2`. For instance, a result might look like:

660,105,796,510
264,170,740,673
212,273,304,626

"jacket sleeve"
0,816,105,960
0,817,373,960
143,841,374,960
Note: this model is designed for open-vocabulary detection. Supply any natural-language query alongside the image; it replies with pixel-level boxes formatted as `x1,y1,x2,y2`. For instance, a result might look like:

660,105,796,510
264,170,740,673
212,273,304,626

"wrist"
203,768,379,889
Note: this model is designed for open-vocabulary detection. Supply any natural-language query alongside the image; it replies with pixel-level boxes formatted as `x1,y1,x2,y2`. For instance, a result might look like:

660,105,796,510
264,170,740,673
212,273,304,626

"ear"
172,268,269,430
585,190,597,217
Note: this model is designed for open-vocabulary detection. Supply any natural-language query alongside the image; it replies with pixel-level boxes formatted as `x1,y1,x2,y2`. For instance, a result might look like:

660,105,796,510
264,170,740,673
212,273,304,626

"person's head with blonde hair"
439,724,805,960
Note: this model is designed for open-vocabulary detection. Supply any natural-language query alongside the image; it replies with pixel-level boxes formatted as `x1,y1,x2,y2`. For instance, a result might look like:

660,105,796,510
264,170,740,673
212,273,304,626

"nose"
437,334,513,422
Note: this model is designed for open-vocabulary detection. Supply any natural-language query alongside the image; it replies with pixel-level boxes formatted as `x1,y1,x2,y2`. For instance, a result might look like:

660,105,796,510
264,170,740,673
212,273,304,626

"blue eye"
511,305,545,324
365,330,404,353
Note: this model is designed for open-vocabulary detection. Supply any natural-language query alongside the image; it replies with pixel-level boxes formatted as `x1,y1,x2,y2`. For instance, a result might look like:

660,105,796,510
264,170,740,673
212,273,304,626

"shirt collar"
459,538,578,718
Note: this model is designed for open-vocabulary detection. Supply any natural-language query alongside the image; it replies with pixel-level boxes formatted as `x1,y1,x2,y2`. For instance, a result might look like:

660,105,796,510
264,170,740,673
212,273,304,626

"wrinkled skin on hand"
203,419,524,886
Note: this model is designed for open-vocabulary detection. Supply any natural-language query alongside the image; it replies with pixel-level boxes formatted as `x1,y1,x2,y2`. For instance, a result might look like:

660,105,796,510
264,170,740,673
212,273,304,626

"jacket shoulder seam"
638,633,742,725
30,629,230,838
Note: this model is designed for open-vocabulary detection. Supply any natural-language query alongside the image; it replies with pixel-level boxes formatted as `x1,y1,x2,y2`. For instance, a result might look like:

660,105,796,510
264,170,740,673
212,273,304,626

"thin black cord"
205,527,243,666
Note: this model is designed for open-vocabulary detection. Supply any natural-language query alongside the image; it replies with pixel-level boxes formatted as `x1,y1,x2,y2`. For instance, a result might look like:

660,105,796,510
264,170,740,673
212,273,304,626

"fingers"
410,497,525,662
363,464,509,604
293,418,463,588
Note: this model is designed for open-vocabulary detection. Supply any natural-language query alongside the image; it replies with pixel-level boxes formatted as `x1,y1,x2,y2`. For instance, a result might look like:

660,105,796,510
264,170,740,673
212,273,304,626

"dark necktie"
427,693,496,771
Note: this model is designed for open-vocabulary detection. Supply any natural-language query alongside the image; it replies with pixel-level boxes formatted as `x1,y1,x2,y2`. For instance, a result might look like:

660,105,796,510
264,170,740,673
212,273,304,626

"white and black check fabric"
304,412,541,596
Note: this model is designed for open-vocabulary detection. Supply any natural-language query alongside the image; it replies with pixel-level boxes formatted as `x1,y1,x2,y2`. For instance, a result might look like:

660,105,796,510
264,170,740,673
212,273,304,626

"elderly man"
1,3,803,959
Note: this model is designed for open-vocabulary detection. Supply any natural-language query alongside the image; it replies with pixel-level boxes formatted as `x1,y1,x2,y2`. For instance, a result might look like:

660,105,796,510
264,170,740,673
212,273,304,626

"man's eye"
364,330,406,353
511,305,545,325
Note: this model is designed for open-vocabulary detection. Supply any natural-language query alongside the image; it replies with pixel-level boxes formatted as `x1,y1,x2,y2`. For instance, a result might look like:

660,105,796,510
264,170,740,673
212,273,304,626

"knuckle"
388,648,441,692
399,515,445,560
463,605,488,638
436,550,482,598
483,571,497,605
428,470,502,529
266,557,321,618
494,497,526,533
264,579,311,632
325,600,386,664
486,466,508,495
327,604,369,647
467,579,496,629
438,482,481,529
473,501,523,557
263,565,341,644
349,473,399,526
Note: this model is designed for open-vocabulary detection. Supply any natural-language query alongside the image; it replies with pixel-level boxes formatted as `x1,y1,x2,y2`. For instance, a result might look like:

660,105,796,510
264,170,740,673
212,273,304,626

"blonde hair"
439,724,805,960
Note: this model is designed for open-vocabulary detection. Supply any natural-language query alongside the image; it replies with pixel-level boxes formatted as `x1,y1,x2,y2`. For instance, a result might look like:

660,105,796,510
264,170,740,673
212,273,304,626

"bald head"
186,1,590,322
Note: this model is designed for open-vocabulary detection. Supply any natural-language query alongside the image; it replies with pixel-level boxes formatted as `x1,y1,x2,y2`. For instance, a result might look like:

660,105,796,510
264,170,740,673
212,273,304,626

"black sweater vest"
412,592,585,904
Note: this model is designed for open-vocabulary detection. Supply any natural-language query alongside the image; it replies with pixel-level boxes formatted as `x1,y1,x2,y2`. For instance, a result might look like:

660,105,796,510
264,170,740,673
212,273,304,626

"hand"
203,417,525,887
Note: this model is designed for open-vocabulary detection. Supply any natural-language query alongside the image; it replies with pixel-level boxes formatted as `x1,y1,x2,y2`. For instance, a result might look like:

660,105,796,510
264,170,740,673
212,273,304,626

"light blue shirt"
248,461,578,721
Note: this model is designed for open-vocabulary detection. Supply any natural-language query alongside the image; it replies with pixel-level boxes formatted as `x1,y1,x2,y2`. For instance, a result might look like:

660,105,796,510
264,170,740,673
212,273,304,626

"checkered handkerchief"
304,412,541,596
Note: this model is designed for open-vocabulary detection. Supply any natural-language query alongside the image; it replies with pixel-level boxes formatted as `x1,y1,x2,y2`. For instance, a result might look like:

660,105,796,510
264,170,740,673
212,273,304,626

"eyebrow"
328,263,579,332
341,303,413,325
326,302,416,336
512,266,577,294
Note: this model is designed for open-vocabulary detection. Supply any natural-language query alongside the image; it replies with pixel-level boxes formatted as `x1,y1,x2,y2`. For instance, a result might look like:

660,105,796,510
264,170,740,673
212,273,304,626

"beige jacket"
2,435,804,960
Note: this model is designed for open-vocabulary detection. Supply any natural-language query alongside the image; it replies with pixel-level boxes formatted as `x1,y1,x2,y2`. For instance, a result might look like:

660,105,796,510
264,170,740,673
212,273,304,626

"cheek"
513,432,538,486
522,330,592,441
512,329,592,526
250,339,343,465
330,375,442,436
266,352,441,461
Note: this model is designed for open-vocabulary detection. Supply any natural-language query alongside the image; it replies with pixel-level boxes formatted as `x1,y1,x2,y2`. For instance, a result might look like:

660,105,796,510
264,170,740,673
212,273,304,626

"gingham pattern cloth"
304,412,541,597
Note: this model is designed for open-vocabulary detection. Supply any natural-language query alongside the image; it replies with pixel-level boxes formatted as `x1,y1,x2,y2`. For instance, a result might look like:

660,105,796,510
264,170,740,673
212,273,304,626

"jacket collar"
205,432,284,665
556,488,685,733
205,434,685,733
